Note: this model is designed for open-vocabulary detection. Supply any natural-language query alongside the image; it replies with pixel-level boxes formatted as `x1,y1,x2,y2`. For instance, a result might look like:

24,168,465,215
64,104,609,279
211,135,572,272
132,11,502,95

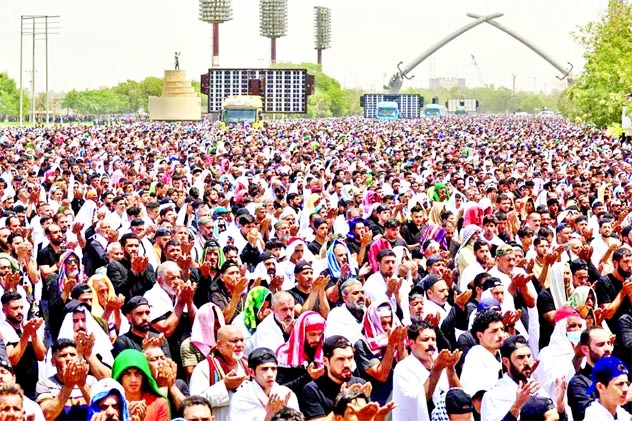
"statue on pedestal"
174,52,181,70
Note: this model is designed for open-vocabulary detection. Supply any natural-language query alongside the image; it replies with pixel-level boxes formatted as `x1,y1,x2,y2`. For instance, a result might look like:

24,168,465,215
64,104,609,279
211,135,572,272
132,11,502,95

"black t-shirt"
302,374,366,420
288,286,320,313
537,288,556,349
308,240,324,255
36,244,63,269
112,331,172,359
7,329,38,399
595,273,631,331
353,339,394,406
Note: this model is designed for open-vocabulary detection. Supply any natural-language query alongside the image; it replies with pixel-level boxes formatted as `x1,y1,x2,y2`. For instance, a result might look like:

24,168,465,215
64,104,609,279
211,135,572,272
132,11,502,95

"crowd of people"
0,114,630,421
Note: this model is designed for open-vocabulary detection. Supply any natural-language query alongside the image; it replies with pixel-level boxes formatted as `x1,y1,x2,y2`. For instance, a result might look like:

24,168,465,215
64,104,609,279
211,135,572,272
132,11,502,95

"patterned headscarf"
276,311,326,367
368,237,392,272
363,300,401,356
243,286,272,334
57,250,85,292
87,274,115,319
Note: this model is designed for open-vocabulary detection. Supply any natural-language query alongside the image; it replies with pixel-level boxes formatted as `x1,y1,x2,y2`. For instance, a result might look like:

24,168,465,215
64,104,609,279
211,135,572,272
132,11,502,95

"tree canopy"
560,0,632,127
0,73,29,118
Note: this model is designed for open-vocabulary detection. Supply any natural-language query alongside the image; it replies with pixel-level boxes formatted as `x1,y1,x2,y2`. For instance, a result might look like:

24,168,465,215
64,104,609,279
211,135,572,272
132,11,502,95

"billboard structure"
360,94,424,119
202,68,312,114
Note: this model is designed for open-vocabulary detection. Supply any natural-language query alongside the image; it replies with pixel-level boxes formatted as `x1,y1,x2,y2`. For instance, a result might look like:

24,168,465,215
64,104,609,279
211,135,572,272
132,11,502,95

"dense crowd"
0,114,630,421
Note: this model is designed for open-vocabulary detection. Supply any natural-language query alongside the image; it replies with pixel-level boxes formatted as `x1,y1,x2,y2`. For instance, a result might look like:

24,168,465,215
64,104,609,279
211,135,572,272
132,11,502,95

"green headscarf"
201,242,226,270
566,285,597,308
432,182,450,202
112,349,165,399
0,253,19,272
243,286,271,334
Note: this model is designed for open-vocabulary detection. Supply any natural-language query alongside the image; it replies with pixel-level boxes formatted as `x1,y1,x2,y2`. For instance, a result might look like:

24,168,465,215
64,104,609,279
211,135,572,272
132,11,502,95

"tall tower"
199,0,233,67
313,6,331,66
259,0,288,65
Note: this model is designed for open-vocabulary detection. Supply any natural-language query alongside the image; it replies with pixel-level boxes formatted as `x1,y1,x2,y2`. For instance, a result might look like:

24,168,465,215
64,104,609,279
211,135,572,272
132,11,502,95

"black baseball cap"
323,335,352,358
122,296,150,315
294,260,313,274
520,397,556,420
500,335,529,359
248,347,277,369
445,388,474,415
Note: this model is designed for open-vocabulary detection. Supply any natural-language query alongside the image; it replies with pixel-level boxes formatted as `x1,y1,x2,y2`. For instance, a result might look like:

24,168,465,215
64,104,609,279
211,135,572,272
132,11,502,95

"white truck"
446,98,478,114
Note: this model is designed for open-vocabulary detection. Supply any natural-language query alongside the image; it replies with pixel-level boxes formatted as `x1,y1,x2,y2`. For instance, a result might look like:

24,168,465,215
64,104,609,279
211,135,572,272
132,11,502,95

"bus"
424,104,448,119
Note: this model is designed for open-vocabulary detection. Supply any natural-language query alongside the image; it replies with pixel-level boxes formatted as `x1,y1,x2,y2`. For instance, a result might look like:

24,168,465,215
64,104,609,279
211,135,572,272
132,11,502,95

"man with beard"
325,279,367,346
106,233,155,298
364,250,406,313
392,321,461,421
595,247,632,332
112,296,171,358
190,326,249,421
0,291,45,398
568,326,614,420
302,335,367,421
276,311,327,405
36,223,65,279
482,335,567,421
399,205,427,247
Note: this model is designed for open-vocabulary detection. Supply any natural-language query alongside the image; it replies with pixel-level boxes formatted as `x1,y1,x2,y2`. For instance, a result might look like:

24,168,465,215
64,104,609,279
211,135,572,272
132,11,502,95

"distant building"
429,77,466,90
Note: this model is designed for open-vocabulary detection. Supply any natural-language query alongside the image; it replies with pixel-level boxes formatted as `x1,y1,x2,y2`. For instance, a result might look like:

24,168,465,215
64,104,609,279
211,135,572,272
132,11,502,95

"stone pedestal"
149,70,201,121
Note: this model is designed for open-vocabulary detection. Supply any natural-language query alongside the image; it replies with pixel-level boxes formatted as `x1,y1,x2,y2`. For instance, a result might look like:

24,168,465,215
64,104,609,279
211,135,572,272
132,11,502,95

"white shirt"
481,374,549,421
584,400,632,420
392,354,430,421
229,379,299,421
189,358,248,421
324,304,363,345
459,345,502,397
251,314,286,355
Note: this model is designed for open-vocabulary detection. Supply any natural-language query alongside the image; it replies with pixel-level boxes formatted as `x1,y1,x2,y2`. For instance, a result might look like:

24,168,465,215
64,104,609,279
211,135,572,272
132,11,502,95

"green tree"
0,73,29,117
560,0,632,127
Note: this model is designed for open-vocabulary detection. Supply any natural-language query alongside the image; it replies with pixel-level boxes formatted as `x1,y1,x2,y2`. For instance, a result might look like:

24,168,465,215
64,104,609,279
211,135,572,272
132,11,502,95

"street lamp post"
199,0,233,68
314,6,331,66
260,0,288,65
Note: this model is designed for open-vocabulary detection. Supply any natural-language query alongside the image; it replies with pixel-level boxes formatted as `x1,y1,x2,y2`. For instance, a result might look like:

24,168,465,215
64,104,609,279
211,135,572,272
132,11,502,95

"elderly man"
252,291,296,353
83,220,112,277
144,261,196,373
325,279,367,345
189,326,249,421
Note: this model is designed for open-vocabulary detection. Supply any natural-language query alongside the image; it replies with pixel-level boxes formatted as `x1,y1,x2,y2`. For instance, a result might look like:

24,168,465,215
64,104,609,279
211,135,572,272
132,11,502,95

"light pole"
260,0,288,65
19,15,60,125
314,6,331,66
199,0,233,68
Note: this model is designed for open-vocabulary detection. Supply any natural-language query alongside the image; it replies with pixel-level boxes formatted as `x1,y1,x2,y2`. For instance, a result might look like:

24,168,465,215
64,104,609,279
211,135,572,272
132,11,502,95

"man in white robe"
324,279,365,345
251,291,294,353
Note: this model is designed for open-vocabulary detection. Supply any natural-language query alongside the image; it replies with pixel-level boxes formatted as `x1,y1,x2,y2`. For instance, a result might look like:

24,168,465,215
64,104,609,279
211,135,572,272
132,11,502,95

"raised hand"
424,312,441,328
454,289,472,310
105,294,125,312
179,281,196,304
553,376,567,409
385,277,402,298
433,349,453,371
199,261,213,278
265,393,291,420
131,255,149,274
75,331,96,358
142,333,165,349
72,222,84,235
269,275,284,293
312,274,330,292
307,362,325,380
347,401,379,421
128,400,147,421
515,379,541,410
223,369,248,390
503,309,522,327
340,262,351,278
361,231,373,247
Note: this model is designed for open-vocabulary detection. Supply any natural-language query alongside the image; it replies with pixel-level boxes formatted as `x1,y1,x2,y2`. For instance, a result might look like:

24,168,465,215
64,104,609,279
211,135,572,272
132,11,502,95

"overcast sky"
0,0,608,94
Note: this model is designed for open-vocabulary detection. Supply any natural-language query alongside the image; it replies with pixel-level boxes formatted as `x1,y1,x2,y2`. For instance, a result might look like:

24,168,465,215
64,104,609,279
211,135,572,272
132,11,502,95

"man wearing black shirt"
302,335,367,420
112,296,171,358
36,224,64,280
399,205,427,248
568,326,613,421
288,261,330,317
594,247,632,333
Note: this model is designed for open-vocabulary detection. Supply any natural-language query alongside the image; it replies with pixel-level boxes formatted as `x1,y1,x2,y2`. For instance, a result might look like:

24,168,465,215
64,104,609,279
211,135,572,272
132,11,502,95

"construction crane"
470,54,486,87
